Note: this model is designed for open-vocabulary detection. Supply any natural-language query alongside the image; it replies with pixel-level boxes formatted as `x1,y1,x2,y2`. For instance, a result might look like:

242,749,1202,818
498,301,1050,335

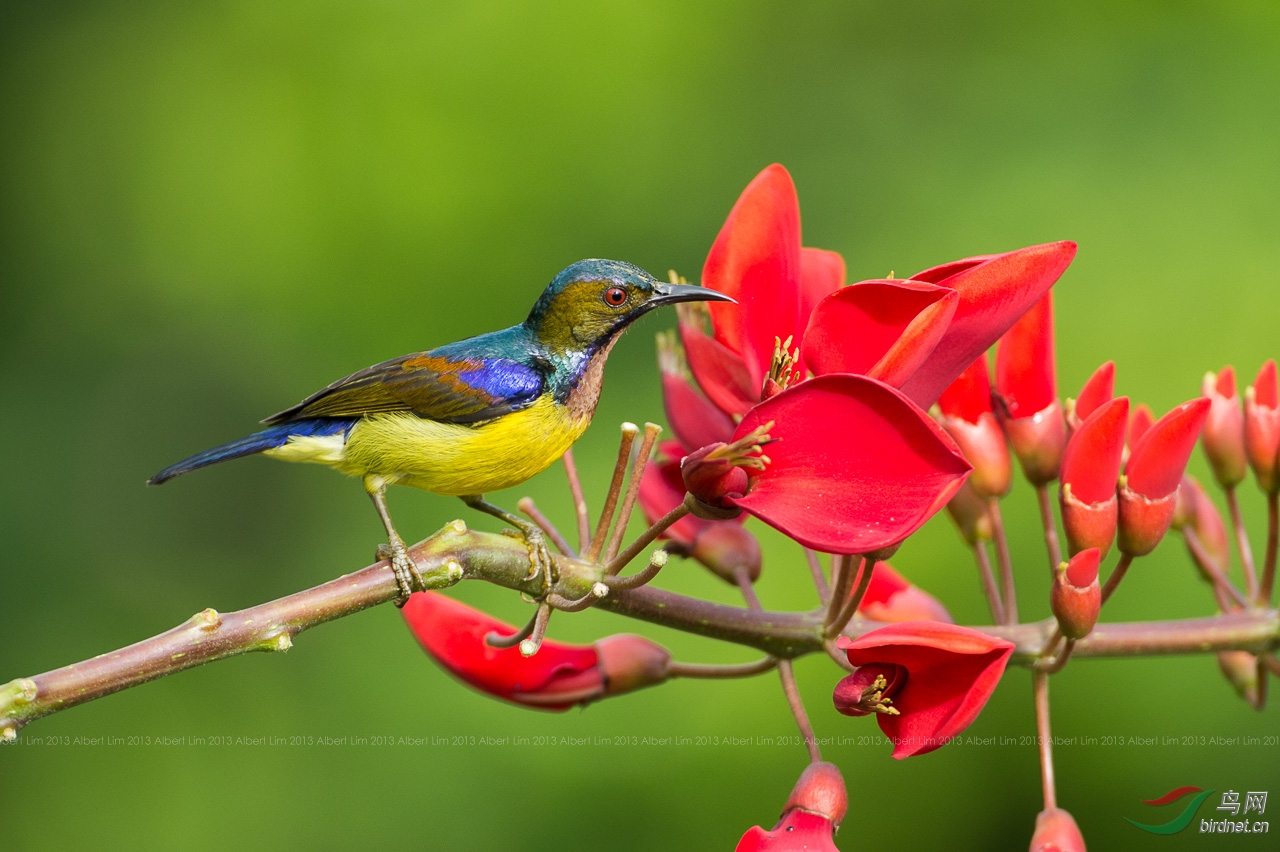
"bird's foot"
501,522,556,595
377,541,424,607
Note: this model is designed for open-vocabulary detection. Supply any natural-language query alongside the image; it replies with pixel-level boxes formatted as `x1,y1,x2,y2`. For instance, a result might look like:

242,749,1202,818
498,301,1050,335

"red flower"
735,762,846,852
995,292,1066,485
1029,807,1087,852
1201,366,1247,489
1050,548,1102,640
401,592,670,710
1118,398,1211,556
832,622,1015,759
1245,359,1280,493
1059,396,1129,557
936,354,1011,499
857,563,953,624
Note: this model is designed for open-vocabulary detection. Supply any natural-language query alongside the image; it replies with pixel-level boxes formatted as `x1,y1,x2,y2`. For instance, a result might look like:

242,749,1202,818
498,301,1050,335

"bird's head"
526,259,733,353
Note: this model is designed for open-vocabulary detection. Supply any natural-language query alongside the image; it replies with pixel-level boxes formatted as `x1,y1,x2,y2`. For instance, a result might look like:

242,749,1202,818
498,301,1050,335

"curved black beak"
651,282,736,306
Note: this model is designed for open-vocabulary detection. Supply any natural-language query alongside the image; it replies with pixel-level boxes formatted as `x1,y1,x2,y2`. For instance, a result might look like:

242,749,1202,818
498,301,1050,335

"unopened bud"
940,412,1012,498
681,444,749,508
1245,360,1280,494
595,634,672,697
1216,651,1260,708
1202,368,1247,489
946,481,993,546
1117,480,1178,557
690,522,762,584
782,762,848,827
1000,399,1068,486
1030,807,1087,852
1050,549,1101,639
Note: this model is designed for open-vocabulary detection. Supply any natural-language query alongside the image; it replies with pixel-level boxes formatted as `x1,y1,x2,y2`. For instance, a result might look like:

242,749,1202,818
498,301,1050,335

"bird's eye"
603,286,628,307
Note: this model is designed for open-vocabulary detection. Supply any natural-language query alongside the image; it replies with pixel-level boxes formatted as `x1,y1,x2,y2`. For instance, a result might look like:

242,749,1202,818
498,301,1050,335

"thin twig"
1033,670,1056,810
1261,491,1278,605
1036,485,1063,571
605,550,668,590
1100,553,1135,606
973,542,1006,624
546,583,609,613
778,660,822,763
517,497,576,557
1183,527,1249,609
604,422,662,563
485,605,542,648
1226,488,1259,597
1037,638,1076,675
805,548,831,605
824,555,856,629
823,639,858,673
667,657,778,679
562,449,592,554
585,423,639,562
988,498,1019,624
605,503,689,576
826,558,877,640
518,602,553,656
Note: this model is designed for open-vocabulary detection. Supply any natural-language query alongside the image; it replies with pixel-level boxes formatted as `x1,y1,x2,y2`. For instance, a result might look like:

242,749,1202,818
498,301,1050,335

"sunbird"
150,259,731,602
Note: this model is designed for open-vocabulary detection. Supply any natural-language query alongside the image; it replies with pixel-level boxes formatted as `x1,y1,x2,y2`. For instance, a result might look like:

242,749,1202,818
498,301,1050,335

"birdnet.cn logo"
1126,786,1269,835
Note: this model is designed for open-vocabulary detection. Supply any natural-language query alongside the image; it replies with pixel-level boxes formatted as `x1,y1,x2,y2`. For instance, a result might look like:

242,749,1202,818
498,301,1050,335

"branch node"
446,519,469,536
444,560,465,582
259,633,293,653
193,608,221,631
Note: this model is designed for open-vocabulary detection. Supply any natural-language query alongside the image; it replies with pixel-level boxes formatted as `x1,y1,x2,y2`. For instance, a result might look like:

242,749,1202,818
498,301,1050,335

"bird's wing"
262,352,548,425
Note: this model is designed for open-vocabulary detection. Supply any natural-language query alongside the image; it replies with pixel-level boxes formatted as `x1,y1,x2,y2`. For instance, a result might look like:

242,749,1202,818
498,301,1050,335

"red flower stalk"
1059,396,1129,557
1067,360,1115,433
1118,398,1211,557
857,563,953,623
1201,367,1247,489
401,593,670,710
638,444,761,584
1244,359,1280,494
735,762,847,852
995,293,1067,485
1029,807,1087,852
1050,548,1102,640
833,622,1015,759
937,354,1011,498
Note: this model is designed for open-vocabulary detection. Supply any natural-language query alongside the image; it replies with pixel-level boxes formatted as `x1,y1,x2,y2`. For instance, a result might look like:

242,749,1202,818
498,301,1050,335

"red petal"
798,247,846,332
900,242,1076,407
1128,403,1154,448
730,375,971,553
802,279,958,387
1061,396,1129,504
1076,361,1115,421
703,164,802,386
735,811,839,852
1126,398,1211,499
858,563,953,623
662,372,736,449
401,592,600,711
1065,547,1100,587
680,321,758,419
837,621,1014,759
937,353,994,424
1255,359,1278,409
995,291,1057,417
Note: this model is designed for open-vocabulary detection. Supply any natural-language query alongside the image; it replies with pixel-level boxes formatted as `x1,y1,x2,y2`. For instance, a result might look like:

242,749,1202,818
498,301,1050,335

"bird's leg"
461,495,555,594
365,477,423,606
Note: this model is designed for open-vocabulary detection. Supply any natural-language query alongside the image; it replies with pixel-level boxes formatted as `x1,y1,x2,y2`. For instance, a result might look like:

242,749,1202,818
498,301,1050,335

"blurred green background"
2,2,1278,849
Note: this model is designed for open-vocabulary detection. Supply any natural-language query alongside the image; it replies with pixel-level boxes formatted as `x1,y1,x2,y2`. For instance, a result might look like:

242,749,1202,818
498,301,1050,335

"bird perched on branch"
149,259,731,603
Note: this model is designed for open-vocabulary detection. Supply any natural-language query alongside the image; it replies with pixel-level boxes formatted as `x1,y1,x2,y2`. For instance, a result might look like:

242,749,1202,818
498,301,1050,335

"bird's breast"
562,337,617,421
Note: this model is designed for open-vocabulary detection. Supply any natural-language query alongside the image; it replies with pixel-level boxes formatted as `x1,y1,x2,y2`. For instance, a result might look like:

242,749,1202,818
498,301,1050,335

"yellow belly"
265,396,589,496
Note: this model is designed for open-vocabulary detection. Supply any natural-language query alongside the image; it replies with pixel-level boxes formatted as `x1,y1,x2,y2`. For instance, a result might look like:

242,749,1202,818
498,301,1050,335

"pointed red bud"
938,354,1011,498
996,292,1057,418
1217,651,1261,708
1118,398,1211,556
1201,367,1247,489
1128,403,1154,449
1072,361,1115,428
595,634,673,698
1051,549,1101,640
857,562,953,623
681,444,751,509
1059,397,1128,557
1029,807,1087,852
1245,359,1280,493
946,481,994,546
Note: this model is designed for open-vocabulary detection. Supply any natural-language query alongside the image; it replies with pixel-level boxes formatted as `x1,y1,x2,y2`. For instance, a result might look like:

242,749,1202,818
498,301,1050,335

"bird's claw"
378,541,424,607
501,525,556,595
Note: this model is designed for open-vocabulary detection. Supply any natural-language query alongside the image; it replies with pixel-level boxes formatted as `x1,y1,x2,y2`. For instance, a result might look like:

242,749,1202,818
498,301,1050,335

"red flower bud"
1201,367,1247,489
996,293,1066,485
1029,807,1087,852
857,562,953,623
595,634,673,698
689,520,763,584
1217,651,1261,708
782,762,848,826
834,622,1014,759
1067,360,1115,432
1118,398,1211,556
946,481,994,546
1051,548,1101,640
1128,403,1154,449
937,354,1011,498
681,443,751,509
1244,359,1280,493
735,762,846,852
1175,476,1231,581
1059,397,1128,557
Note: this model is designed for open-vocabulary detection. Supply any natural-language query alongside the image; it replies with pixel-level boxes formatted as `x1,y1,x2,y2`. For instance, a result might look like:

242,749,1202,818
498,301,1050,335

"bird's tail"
147,419,353,485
